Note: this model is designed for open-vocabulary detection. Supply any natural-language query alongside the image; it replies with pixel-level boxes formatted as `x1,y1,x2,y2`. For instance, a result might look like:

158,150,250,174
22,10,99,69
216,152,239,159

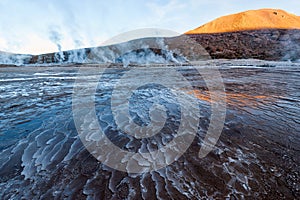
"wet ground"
0,62,299,199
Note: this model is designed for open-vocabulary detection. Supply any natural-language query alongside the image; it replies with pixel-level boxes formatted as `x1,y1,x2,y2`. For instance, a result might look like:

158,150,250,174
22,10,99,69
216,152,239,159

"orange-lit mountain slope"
186,9,300,34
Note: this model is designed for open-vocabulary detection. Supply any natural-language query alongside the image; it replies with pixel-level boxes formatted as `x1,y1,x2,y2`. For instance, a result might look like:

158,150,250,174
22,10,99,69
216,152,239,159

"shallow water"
0,64,299,199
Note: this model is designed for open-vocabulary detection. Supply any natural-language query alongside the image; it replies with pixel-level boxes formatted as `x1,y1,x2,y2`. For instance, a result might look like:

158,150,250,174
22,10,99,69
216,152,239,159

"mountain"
186,9,300,34
185,9,300,61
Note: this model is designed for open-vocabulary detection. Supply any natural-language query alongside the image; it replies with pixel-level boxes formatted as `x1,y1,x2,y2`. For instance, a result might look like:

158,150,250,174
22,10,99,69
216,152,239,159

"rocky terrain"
188,29,300,61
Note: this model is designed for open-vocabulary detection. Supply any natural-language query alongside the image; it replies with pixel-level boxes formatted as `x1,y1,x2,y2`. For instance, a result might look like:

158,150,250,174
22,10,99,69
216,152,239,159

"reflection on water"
0,64,299,199
188,89,272,107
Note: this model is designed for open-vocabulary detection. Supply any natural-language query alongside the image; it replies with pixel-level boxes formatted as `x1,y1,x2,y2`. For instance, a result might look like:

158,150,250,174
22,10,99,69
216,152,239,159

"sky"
0,0,300,55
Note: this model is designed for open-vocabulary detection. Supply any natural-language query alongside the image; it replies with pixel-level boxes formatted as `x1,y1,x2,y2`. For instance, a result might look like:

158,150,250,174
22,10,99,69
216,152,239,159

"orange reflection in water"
187,90,271,107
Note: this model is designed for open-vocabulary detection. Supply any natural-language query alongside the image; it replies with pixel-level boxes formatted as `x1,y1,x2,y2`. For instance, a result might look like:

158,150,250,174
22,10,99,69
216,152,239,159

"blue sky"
0,0,300,54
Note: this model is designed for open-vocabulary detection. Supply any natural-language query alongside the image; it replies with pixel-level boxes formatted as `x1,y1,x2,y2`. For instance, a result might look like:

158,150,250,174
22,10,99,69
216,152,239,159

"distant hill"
186,9,300,34
0,36,210,66
185,9,300,61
